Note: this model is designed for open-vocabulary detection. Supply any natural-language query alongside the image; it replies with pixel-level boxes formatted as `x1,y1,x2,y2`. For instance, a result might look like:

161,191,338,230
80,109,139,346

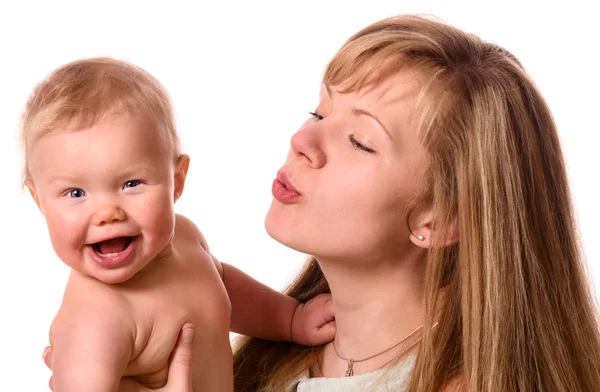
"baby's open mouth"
92,236,134,256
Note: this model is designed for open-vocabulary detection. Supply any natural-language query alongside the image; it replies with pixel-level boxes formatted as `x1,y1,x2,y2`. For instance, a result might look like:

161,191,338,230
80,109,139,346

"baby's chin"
72,262,146,284
89,266,144,284
65,256,150,285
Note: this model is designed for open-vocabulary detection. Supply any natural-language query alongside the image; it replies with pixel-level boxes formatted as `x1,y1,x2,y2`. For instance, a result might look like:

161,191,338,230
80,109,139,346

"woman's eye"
124,180,142,189
309,111,324,121
349,136,376,154
67,189,86,198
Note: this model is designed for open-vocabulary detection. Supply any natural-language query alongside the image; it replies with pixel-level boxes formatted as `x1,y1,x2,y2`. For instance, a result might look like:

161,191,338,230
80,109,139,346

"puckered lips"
86,236,138,269
272,171,302,204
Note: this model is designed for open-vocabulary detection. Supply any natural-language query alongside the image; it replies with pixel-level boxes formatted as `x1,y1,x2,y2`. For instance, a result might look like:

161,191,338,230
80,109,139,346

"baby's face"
26,112,187,284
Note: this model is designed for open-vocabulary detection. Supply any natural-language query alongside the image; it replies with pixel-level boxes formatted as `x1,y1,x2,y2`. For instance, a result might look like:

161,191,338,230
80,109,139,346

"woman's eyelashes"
349,136,376,153
309,111,324,121
309,110,377,154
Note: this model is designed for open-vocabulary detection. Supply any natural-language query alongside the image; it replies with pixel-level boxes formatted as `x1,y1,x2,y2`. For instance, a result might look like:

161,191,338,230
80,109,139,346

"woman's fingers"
160,323,195,391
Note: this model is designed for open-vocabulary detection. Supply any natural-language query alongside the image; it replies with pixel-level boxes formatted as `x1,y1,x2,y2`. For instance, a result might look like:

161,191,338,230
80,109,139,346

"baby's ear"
24,179,43,213
173,154,190,202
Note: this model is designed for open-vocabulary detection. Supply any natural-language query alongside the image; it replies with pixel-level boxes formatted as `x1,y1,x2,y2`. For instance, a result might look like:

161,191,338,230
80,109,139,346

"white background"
0,0,598,389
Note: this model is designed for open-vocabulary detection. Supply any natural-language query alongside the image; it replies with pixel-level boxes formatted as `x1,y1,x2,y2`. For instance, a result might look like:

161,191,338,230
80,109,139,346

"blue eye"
124,180,141,189
67,189,86,198
309,111,324,121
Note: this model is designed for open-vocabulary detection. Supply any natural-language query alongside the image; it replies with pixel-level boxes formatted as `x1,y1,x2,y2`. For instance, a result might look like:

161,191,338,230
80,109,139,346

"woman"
233,14,600,392
44,14,600,392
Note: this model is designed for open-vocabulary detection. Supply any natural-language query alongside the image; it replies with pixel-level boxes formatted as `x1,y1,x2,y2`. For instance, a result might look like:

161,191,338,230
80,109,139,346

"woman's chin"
264,214,309,254
265,213,291,245
264,205,289,239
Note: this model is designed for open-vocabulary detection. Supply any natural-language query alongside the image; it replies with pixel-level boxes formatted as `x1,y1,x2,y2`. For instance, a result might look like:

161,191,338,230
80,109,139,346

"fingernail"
181,326,194,344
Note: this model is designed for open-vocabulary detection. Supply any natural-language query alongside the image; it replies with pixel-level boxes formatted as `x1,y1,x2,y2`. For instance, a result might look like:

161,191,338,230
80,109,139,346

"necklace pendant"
345,359,354,377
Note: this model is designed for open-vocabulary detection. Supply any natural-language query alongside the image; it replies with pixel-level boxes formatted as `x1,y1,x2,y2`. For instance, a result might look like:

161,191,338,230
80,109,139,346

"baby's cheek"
46,212,87,264
142,193,176,242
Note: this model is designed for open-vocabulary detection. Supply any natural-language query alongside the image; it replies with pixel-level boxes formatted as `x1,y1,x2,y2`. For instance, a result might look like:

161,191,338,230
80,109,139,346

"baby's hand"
290,293,335,346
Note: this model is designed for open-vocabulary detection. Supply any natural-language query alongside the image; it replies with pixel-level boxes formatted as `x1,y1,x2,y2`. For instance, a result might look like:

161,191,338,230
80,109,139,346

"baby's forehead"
30,112,171,159
20,57,181,184
31,109,167,147
29,123,174,182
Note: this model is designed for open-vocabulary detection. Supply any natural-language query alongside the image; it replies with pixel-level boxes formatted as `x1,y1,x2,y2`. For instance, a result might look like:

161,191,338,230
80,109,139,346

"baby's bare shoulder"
174,214,208,248
173,213,224,278
52,273,136,346
61,271,133,312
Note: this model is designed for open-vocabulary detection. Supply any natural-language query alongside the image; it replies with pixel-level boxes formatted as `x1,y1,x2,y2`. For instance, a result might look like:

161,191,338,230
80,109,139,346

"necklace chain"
332,321,439,377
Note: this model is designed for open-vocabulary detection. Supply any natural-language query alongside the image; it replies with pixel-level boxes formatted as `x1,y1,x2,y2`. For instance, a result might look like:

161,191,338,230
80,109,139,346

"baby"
22,58,334,391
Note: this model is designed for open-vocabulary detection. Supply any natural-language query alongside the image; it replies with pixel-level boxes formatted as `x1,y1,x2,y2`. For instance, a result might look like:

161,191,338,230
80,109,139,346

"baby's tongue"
97,237,129,254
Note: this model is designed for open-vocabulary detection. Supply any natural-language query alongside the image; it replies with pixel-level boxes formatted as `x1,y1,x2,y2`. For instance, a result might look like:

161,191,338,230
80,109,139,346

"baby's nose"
93,205,126,226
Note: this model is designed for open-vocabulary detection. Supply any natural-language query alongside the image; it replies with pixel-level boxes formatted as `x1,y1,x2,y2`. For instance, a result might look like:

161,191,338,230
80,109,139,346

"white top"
287,355,416,392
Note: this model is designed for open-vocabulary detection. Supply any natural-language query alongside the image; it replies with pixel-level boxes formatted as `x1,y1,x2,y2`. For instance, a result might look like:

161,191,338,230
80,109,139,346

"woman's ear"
408,210,459,249
173,154,190,202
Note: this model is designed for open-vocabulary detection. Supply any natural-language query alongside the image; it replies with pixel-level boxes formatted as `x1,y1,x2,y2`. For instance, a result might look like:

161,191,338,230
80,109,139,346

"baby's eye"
124,180,142,189
67,189,86,198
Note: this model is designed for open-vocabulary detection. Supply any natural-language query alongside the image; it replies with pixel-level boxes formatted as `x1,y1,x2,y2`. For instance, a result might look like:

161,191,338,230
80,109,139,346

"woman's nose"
290,125,326,169
93,205,126,226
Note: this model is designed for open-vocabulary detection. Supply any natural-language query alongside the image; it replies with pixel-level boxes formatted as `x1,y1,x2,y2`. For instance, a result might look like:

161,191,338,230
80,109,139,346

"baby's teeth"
98,251,120,257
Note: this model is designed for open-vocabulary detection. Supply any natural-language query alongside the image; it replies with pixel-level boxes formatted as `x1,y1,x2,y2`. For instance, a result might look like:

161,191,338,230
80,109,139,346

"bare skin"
48,214,232,390
29,112,335,391
44,323,198,392
266,75,458,378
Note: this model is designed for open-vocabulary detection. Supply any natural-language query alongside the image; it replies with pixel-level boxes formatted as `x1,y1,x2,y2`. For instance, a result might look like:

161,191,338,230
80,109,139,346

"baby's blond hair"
21,57,181,183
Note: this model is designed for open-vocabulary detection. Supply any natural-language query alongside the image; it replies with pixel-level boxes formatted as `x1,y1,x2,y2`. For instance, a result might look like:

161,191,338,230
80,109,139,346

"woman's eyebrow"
351,107,394,142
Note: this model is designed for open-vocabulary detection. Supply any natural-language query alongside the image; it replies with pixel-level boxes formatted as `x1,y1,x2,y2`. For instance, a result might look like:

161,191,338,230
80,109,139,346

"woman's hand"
42,324,196,392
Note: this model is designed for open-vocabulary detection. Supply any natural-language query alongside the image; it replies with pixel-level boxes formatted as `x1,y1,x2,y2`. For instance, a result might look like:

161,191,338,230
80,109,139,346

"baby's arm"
50,300,134,391
221,263,334,344
221,262,300,341
178,214,334,344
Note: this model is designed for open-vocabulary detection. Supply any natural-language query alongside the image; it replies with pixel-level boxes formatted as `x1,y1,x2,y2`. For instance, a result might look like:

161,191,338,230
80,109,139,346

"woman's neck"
316,250,427,377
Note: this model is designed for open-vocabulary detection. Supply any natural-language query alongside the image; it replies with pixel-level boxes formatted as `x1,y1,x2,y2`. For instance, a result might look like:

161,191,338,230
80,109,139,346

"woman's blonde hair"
20,57,180,183
233,15,600,392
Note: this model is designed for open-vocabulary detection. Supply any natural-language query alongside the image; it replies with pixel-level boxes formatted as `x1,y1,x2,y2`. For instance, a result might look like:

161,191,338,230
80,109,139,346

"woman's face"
265,70,430,263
